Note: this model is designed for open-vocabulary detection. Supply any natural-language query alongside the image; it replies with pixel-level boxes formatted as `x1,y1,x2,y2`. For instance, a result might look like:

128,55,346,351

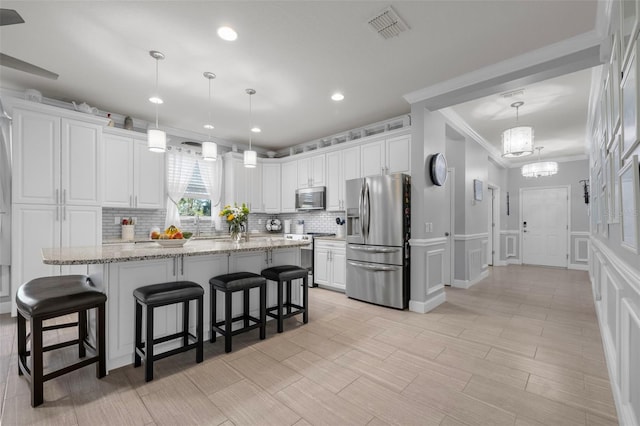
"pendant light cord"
208,77,212,141
248,91,252,150
154,58,159,129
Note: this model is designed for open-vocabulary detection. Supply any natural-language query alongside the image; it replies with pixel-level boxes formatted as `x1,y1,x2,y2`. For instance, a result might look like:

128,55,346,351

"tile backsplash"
102,208,346,239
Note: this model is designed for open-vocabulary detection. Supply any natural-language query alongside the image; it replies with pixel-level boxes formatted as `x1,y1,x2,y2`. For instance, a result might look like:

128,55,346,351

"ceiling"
0,1,600,158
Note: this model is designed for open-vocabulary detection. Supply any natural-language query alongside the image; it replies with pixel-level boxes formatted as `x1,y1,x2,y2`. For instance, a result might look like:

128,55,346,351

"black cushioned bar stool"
133,281,203,382
261,265,308,333
209,272,266,353
16,275,106,407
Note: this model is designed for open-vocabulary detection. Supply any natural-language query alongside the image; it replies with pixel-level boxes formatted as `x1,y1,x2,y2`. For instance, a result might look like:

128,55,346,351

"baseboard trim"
494,260,508,266
452,270,489,289
507,258,522,265
568,263,589,271
409,291,446,314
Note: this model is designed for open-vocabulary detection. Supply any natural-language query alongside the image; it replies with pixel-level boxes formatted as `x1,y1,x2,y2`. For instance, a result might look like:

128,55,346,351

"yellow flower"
227,214,235,221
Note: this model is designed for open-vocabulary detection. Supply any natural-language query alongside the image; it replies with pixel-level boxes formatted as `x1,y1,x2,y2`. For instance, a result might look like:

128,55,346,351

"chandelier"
521,147,558,178
502,101,533,158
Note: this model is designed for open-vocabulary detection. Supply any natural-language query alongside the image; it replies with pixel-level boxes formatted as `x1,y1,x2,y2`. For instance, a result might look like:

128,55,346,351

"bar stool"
209,272,266,353
261,265,308,333
133,281,203,382
16,275,107,407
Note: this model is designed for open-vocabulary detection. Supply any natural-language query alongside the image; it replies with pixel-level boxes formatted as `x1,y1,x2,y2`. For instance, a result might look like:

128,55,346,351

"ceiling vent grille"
368,6,409,39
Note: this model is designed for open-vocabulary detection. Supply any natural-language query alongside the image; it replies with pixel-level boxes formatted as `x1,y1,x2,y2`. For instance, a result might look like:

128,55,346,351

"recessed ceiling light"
331,92,344,101
251,126,261,133
217,26,238,41
149,96,163,104
204,124,214,130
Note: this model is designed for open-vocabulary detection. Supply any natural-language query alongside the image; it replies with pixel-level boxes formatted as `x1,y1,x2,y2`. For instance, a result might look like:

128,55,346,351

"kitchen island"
42,237,310,371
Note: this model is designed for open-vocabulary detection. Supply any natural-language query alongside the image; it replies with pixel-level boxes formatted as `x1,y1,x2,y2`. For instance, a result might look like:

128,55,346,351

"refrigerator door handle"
359,181,365,239
348,260,400,272
347,245,400,254
364,181,370,239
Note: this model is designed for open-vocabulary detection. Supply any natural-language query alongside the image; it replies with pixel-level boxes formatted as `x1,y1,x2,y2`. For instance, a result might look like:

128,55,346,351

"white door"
444,168,454,285
522,187,568,267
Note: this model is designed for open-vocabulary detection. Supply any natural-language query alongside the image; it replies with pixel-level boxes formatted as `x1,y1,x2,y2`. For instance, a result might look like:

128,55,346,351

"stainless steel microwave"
295,186,326,211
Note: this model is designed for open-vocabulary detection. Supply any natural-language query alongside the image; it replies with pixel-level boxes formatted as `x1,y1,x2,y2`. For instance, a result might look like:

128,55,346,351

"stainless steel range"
284,232,335,286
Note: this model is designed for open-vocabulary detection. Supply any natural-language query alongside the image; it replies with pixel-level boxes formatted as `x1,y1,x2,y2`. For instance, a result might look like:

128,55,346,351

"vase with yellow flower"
219,203,250,242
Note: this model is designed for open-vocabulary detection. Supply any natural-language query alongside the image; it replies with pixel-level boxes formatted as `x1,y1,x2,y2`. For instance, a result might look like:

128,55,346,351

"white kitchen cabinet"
314,240,346,292
106,258,179,369
281,160,298,212
223,152,262,211
13,108,102,206
326,146,360,211
133,139,165,208
102,130,165,209
361,134,411,177
248,161,264,213
262,162,281,213
11,204,102,307
297,154,325,188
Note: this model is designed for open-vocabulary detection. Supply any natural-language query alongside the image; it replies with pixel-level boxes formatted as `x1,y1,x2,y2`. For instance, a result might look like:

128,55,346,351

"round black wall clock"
429,153,447,186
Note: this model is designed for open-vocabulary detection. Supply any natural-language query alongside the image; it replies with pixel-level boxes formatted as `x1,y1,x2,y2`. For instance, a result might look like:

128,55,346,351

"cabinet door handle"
63,205,66,221
265,251,269,264
56,189,59,204
55,205,59,222
63,189,66,205
181,256,184,275
173,258,177,276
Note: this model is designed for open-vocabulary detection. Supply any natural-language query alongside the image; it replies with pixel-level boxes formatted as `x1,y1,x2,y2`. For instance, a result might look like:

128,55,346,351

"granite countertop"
42,237,310,265
103,231,282,245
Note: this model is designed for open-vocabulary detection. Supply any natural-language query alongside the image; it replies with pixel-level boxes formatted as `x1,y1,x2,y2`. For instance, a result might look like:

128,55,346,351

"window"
179,164,212,217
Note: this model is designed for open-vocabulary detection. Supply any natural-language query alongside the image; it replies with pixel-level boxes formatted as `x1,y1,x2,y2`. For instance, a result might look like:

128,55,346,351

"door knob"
444,232,450,236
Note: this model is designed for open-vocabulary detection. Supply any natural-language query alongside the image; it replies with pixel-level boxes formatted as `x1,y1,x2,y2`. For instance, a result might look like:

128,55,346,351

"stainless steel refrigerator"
345,173,410,309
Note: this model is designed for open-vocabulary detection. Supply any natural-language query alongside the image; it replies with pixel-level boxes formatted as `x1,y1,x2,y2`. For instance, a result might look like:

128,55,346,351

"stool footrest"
44,355,99,382
136,340,199,363
152,331,194,346
212,315,262,337
42,321,79,332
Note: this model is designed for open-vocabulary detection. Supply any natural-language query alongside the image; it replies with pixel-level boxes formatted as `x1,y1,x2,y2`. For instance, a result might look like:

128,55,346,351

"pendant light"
147,50,166,153
202,72,217,161
244,88,257,168
502,101,533,158
521,147,558,178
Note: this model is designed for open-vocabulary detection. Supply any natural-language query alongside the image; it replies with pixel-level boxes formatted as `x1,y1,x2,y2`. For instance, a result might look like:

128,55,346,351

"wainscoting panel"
591,238,640,426
468,248,482,281
604,268,622,386
481,240,488,269
621,298,640,426
506,235,517,258
426,248,444,295
575,237,589,262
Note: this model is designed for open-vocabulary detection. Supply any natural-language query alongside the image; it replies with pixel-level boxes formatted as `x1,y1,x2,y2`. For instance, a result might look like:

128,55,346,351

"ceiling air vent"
368,6,409,39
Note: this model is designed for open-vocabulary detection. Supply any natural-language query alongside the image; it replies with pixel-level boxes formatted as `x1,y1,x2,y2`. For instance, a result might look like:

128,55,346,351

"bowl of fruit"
151,225,190,247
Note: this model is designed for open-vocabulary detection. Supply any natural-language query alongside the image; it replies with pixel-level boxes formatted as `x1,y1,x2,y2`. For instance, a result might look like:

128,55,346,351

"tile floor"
0,265,618,425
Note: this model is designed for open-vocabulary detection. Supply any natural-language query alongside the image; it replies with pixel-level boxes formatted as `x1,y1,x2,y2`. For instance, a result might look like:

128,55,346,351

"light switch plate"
425,222,433,232
114,217,120,225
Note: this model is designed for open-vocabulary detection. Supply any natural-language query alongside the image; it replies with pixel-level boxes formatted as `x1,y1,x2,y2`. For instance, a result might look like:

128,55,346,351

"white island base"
43,239,306,372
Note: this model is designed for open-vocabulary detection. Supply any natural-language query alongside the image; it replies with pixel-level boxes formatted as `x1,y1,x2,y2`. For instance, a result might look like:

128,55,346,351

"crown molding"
403,30,604,109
